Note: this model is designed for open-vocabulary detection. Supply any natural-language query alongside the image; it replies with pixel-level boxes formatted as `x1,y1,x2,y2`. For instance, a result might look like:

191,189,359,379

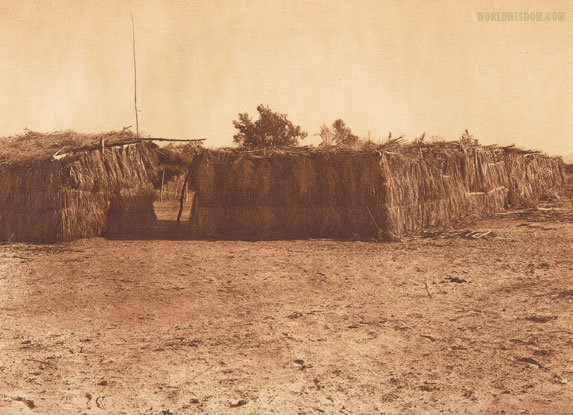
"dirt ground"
0,190,572,414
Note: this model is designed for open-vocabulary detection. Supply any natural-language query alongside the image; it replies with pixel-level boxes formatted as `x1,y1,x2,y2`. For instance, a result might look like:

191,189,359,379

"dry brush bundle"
359,154,384,205
231,206,278,238
0,162,63,241
226,156,257,205
282,206,319,238
339,155,360,203
318,206,344,237
316,154,341,204
191,155,218,205
103,188,157,238
254,157,276,205
340,206,376,239
289,155,318,205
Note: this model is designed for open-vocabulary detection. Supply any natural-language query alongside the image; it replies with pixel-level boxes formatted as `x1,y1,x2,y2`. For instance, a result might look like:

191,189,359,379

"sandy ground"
0,194,571,414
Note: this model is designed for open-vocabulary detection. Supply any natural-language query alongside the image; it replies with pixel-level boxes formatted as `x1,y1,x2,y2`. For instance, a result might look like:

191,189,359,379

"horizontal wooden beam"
134,137,206,142
52,137,206,159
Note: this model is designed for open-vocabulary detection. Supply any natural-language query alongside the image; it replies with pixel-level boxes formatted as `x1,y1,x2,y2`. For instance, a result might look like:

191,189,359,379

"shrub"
232,105,307,149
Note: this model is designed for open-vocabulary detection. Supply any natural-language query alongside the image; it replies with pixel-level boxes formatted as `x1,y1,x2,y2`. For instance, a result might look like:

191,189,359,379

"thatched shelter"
188,142,565,239
0,130,566,242
0,130,157,242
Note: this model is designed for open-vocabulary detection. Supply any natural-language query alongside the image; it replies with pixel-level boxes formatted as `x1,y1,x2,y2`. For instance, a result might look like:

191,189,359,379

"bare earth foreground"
1,194,572,414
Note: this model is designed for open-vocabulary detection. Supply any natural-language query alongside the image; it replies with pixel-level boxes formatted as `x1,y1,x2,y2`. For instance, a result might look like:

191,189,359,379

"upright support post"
159,171,165,202
177,167,191,225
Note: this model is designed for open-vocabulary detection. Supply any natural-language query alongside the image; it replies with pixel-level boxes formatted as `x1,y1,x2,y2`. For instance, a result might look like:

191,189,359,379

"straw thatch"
0,132,157,242
188,143,565,239
0,129,565,242
0,129,139,166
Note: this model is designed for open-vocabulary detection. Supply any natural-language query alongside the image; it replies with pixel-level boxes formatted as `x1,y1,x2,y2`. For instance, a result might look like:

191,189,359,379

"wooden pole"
129,137,206,142
51,137,206,160
131,12,139,136
177,168,191,225
159,171,165,202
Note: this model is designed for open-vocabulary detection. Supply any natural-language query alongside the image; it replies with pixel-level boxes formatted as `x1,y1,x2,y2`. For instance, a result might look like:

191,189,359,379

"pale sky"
1,0,571,155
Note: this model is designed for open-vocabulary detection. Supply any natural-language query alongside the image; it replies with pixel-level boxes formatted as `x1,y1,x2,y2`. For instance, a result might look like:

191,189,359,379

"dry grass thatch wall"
188,144,565,239
0,143,157,242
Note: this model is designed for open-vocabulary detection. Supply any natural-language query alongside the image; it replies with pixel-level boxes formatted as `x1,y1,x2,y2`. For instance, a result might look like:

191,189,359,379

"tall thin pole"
131,12,139,136
159,171,165,202
177,168,192,225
